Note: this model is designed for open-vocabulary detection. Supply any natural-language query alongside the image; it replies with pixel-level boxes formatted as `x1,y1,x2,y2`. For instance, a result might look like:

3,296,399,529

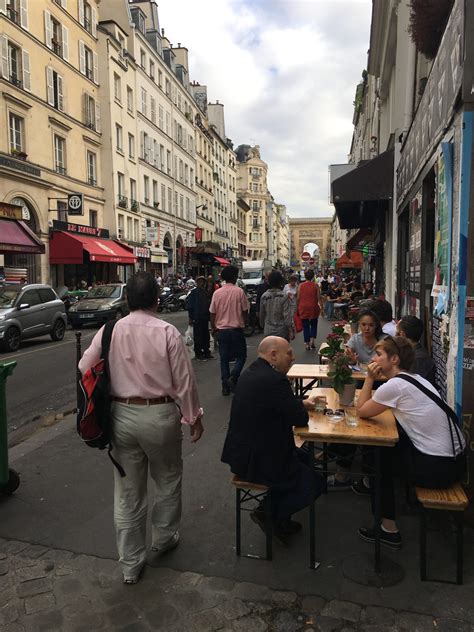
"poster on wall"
431,142,453,312
408,190,422,316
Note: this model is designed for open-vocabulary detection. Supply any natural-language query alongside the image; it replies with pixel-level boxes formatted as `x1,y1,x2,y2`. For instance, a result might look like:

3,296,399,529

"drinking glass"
345,407,359,427
314,396,327,413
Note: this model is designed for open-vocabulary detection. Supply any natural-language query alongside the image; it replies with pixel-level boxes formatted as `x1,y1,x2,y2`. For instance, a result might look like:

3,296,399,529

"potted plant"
320,321,347,366
327,352,355,405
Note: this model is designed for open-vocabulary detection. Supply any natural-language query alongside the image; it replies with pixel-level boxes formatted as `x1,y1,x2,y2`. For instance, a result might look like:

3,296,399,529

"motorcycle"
243,290,258,337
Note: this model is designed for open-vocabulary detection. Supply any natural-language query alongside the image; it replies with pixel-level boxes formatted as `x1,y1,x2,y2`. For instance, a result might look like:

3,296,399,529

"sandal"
305,343,311,351
310,342,316,349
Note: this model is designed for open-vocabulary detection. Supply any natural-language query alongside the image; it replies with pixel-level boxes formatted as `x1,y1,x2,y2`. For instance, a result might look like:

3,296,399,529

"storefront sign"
195,227,203,243
134,246,151,259
0,155,41,177
67,193,84,216
0,203,22,220
146,226,159,242
52,220,109,238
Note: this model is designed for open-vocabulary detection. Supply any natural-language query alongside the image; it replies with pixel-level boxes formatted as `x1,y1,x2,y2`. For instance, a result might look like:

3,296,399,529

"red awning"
50,232,137,265
214,256,230,266
0,218,45,254
336,251,363,269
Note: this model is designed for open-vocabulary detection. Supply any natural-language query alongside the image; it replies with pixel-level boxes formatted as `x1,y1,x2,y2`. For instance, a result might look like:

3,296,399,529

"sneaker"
228,376,238,393
222,383,230,396
151,531,180,554
351,478,371,496
358,526,402,550
326,474,352,490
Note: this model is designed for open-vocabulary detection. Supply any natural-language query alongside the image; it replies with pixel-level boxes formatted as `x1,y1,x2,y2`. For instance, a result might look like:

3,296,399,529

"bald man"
221,336,323,543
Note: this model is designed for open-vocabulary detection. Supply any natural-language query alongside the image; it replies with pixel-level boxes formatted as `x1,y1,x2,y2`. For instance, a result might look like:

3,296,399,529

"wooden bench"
416,483,468,584
231,476,272,561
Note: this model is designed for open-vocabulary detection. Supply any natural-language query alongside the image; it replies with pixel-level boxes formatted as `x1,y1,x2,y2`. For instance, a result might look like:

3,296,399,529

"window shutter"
140,131,145,159
20,0,28,30
0,35,9,79
79,40,85,74
61,0,67,8
78,0,84,26
91,7,97,37
61,26,69,61
57,74,64,111
148,137,154,165
0,0,6,15
82,93,88,124
46,66,54,105
44,10,52,49
94,101,101,133
92,51,98,83
22,50,31,91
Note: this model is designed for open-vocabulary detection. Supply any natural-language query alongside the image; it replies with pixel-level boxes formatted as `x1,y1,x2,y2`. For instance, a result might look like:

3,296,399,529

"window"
143,176,149,204
9,112,24,153
166,150,171,174
46,67,63,111
79,40,97,82
113,73,121,101
130,179,137,204
83,94,100,132
159,144,165,170
54,134,66,174
86,151,96,185
158,69,162,88
179,195,184,219
165,78,170,97
117,214,124,237
161,184,166,212
141,88,147,116
168,187,172,214
158,105,164,130
165,111,170,135
134,219,139,242
127,217,132,239
89,209,98,227
149,60,155,81
150,97,156,124
184,164,189,186
79,0,96,36
174,191,178,215
6,0,28,28
115,124,123,151
126,86,133,113
44,12,69,60
140,49,145,69
1,38,30,91
117,172,124,195
128,133,135,159
153,180,158,205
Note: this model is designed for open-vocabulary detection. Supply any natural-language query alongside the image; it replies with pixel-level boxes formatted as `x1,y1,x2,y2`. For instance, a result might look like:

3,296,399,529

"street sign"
67,193,83,216
301,251,311,262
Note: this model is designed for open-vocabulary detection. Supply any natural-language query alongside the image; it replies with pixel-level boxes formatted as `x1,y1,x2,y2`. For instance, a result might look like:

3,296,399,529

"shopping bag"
293,311,303,333
184,325,193,346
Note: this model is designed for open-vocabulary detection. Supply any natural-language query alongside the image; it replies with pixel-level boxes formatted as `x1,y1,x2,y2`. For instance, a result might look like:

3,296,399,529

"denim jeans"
217,328,247,386
302,318,318,343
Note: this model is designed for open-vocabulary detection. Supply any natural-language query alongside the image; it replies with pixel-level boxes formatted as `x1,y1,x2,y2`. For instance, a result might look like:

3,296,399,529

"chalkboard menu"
431,314,447,400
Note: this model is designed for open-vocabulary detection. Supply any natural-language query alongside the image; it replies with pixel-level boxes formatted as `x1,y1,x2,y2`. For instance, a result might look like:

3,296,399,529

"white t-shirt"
372,372,464,457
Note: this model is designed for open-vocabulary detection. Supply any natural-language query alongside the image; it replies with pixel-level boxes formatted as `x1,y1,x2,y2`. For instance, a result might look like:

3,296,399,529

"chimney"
172,43,188,72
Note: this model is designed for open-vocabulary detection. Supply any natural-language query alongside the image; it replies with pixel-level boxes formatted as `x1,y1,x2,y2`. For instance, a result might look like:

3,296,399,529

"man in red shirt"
210,265,249,396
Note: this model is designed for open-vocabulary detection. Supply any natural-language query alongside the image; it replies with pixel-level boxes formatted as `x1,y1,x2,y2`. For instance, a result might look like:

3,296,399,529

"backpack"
77,320,125,476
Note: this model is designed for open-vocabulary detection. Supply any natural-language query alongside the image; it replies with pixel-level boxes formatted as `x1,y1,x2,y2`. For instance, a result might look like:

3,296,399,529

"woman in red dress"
296,269,322,350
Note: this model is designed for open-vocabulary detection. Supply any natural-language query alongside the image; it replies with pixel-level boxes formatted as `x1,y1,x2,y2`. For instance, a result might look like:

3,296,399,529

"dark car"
67,284,128,328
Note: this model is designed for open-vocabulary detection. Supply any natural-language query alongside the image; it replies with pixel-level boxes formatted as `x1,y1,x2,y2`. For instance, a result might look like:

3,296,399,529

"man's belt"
112,396,174,406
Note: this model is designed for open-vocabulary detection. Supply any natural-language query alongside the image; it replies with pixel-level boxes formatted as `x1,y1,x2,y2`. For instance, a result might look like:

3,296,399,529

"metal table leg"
308,442,320,570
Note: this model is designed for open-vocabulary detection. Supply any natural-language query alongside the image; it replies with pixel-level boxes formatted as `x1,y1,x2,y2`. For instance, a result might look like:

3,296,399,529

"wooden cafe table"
287,363,370,397
294,387,403,587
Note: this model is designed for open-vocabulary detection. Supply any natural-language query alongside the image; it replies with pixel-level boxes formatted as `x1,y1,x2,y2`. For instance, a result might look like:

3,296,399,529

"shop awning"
336,251,363,269
332,148,394,229
50,231,136,264
0,218,45,254
214,256,230,266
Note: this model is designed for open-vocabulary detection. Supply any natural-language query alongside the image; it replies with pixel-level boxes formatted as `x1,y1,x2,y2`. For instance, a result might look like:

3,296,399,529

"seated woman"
356,336,465,549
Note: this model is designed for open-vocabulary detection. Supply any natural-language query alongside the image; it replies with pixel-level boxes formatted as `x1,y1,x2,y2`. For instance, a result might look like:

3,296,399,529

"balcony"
130,199,140,212
87,177,97,186
117,195,128,209
9,75,22,89
55,165,67,175
7,6,20,24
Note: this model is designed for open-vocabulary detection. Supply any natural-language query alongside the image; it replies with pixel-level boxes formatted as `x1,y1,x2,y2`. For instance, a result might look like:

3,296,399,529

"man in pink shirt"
210,265,249,396
79,272,203,584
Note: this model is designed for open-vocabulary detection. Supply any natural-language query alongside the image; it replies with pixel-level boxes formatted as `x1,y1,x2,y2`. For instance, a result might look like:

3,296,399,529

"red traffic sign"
301,251,311,262
309,258,315,265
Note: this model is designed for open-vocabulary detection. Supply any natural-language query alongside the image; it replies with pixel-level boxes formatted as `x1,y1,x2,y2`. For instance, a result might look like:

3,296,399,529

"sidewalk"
1,537,472,632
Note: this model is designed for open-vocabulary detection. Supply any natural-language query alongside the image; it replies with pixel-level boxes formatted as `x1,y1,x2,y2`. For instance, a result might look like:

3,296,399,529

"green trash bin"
0,361,19,495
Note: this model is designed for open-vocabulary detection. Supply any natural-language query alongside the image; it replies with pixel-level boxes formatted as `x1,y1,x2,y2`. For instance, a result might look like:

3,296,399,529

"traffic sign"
67,193,83,216
301,251,311,262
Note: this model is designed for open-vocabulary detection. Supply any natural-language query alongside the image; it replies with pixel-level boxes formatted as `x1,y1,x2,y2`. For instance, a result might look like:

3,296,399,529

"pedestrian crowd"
77,266,465,584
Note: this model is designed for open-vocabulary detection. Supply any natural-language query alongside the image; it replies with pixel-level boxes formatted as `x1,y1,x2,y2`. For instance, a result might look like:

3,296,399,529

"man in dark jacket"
221,336,323,541
187,276,212,361
397,315,437,386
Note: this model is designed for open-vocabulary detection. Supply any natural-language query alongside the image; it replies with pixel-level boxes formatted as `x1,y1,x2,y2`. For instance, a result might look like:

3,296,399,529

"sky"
158,0,372,219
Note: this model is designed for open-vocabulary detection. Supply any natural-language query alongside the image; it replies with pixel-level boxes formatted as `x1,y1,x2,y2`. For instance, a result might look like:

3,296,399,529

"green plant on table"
327,352,354,394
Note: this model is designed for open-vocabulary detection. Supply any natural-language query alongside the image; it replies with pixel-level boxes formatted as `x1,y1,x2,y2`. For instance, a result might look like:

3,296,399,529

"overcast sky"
158,0,372,219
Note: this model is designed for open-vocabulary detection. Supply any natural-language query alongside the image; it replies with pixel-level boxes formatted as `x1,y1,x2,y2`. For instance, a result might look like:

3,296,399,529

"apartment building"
0,0,112,286
274,203,290,267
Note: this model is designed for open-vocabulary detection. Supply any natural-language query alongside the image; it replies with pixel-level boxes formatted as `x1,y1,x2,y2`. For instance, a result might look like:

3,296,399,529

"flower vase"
339,383,356,406
327,361,336,373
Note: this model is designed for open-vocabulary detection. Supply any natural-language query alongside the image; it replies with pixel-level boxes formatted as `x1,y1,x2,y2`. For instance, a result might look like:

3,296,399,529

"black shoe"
204,353,215,359
250,511,289,546
358,526,401,550
351,478,371,496
277,519,302,535
222,383,230,396
228,376,238,393
196,356,208,362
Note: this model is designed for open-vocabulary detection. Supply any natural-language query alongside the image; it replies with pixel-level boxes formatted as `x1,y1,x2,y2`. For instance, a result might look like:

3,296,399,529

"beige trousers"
111,401,183,578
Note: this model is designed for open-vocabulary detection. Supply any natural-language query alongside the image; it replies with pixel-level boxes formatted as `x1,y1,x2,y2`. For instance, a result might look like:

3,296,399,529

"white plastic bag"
184,325,193,346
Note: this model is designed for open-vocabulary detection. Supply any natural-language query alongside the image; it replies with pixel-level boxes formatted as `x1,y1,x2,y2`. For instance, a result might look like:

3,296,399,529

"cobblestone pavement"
0,538,473,632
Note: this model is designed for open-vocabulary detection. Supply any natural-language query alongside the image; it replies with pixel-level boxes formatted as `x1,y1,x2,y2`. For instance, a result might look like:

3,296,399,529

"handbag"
293,310,303,333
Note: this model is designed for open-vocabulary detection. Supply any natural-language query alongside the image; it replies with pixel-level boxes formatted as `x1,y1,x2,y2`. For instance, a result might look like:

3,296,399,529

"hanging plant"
408,0,454,59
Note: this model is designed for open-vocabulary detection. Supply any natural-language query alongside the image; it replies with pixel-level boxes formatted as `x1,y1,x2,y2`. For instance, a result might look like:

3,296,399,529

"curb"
9,407,77,448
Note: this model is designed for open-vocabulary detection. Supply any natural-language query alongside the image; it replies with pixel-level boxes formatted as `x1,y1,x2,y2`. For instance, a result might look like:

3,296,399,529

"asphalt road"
3,310,190,437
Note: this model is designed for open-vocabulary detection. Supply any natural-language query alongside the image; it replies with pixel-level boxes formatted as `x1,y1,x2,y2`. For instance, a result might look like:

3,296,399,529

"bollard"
0,361,18,493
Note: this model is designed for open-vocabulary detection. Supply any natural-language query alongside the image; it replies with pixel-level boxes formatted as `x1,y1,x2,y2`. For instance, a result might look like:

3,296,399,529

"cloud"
158,0,372,217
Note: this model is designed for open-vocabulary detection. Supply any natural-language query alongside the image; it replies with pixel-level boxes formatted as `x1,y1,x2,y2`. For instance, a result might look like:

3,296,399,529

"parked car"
0,284,67,352
68,284,129,328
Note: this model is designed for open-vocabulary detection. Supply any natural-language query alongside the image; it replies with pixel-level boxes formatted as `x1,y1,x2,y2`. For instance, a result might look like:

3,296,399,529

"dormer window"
130,7,146,35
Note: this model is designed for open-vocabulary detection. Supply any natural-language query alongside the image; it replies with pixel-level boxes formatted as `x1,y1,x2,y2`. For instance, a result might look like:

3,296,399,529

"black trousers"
193,319,210,357
372,424,465,520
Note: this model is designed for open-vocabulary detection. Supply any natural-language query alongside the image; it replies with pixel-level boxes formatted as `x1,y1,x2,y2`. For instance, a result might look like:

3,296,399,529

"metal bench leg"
419,507,427,581
456,512,463,585
236,488,241,556
265,492,272,561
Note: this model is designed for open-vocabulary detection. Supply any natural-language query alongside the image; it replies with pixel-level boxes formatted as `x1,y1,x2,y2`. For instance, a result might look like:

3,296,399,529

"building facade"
289,217,332,270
